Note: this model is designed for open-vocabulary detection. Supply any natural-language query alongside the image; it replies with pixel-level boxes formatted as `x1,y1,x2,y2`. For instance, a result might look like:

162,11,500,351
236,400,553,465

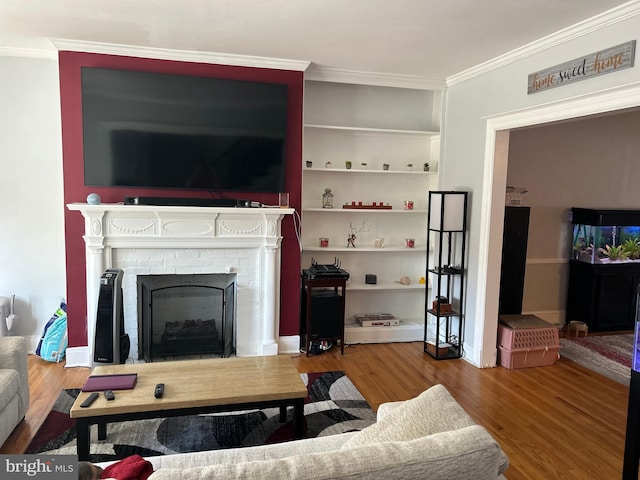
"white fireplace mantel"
66,203,294,367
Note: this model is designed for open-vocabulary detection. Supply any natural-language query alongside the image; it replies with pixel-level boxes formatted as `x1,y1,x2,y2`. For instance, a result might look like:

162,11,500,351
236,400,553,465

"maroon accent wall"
59,51,303,348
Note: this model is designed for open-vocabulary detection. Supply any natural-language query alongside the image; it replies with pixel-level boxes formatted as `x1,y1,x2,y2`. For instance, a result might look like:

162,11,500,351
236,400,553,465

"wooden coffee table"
70,355,308,460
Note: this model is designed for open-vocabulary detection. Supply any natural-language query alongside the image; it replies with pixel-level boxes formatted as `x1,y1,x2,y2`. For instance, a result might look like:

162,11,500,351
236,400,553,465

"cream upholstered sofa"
100,384,509,480
0,336,29,447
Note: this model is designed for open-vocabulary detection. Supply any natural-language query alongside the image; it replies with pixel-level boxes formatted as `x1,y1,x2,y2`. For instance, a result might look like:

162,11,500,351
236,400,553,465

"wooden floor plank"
0,342,630,479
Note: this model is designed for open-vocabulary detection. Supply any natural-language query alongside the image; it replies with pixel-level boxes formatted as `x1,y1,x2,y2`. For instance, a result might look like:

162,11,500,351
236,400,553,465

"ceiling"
0,0,632,81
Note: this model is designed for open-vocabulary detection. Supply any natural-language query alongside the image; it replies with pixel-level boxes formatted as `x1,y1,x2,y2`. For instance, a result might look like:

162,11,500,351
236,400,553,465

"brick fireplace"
66,203,293,366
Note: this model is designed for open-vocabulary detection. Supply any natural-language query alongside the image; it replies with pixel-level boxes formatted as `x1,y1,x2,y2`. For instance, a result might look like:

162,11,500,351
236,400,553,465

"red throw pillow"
102,455,153,480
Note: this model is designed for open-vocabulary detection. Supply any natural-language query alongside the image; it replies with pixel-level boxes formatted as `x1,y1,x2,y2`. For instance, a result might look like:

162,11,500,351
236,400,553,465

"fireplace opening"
137,273,236,362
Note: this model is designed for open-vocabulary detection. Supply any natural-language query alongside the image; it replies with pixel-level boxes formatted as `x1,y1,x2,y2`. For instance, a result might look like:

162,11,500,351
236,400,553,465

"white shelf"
304,167,435,175
304,246,425,253
346,282,426,292
303,208,427,214
345,320,423,344
304,123,439,137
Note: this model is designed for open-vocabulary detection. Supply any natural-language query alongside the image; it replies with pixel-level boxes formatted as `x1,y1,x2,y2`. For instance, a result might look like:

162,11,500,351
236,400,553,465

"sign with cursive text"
527,40,636,94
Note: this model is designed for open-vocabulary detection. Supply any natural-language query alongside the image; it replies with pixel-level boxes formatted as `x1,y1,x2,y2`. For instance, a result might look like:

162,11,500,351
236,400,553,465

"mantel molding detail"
67,204,291,241
67,203,294,366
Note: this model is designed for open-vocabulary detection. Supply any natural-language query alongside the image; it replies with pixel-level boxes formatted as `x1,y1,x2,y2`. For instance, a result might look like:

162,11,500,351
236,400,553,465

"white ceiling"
0,0,632,80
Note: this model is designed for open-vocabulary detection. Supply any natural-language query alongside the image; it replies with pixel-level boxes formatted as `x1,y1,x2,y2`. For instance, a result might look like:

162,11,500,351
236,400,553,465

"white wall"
0,55,65,351
442,4,640,366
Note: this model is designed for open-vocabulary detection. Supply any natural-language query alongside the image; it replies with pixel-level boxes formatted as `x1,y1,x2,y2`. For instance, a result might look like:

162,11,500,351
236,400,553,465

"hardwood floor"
1,342,629,479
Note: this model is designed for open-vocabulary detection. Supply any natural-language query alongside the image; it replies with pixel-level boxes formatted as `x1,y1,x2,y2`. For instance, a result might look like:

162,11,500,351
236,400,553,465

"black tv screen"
81,67,288,193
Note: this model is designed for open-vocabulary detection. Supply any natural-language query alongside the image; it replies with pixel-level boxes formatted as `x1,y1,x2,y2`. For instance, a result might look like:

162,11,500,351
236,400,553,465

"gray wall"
508,109,640,321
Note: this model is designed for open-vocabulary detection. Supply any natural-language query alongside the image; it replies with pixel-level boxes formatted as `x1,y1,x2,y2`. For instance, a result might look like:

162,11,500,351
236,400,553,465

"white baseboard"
463,344,498,369
345,321,423,344
65,346,92,368
278,335,301,354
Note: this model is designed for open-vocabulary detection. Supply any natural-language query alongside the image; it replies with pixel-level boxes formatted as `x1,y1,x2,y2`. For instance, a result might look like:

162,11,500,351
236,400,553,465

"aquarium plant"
623,238,640,260
599,244,629,261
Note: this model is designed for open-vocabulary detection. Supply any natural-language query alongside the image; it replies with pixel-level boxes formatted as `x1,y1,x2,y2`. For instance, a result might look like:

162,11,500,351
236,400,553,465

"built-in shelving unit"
301,80,443,345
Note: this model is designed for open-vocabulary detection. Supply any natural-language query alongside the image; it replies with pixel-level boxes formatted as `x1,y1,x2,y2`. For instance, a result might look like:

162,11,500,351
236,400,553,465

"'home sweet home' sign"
527,40,636,94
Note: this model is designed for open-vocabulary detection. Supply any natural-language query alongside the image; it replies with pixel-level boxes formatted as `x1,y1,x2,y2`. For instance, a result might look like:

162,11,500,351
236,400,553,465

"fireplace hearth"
138,273,236,362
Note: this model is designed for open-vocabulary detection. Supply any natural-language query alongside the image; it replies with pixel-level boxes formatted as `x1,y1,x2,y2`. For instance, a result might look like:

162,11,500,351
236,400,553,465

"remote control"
80,392,99,408
104,390,115,401
154,383,165,398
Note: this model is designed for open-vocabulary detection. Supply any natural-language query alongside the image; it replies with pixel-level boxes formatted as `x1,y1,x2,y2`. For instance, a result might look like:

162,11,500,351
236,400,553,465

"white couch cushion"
148,425,506,480
341,384,475,448
142,431,356,471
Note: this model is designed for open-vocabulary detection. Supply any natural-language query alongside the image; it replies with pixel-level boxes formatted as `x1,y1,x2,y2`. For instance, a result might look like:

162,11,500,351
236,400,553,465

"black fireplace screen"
137,273,236,362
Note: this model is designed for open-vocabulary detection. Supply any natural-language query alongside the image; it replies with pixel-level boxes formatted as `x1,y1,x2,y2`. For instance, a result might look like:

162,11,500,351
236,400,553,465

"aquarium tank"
571,208,640,264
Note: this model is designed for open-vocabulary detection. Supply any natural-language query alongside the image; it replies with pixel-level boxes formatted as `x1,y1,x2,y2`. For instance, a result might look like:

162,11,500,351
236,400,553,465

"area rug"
25,371,376,462
560,334,633,385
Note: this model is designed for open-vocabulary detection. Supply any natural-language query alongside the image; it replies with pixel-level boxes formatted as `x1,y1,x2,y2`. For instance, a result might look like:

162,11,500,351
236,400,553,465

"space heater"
94,268,130,364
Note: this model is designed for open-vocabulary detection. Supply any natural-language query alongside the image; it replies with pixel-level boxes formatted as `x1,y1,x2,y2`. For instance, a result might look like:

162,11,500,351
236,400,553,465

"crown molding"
8,38,444,89
0,46,57,60
447,0,640,87
49,38,311,71
485,79,640,130
305,64,445,90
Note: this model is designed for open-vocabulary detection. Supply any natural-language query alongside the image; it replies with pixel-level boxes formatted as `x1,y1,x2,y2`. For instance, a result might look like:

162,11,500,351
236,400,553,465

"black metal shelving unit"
424,191,468,360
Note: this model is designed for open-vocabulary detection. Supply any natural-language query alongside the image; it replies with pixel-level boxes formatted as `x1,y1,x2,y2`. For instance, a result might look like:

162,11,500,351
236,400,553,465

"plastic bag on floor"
36,301,68,362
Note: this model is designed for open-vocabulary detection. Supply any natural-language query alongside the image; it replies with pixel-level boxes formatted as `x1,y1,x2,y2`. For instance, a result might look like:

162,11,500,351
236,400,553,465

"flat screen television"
81,66,288,193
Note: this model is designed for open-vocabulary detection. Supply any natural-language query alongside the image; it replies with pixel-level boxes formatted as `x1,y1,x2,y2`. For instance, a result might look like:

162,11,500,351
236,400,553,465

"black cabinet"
300,277,346,356
499,207,530,315
566,260,639,332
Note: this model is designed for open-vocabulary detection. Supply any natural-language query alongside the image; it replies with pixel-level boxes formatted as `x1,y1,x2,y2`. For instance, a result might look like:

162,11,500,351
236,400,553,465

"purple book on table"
81,373,138,392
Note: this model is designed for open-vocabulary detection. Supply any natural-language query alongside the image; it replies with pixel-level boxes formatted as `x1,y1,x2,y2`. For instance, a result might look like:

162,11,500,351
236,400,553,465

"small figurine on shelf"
347,233,357,248
347,220,370,247
423,162,430,172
